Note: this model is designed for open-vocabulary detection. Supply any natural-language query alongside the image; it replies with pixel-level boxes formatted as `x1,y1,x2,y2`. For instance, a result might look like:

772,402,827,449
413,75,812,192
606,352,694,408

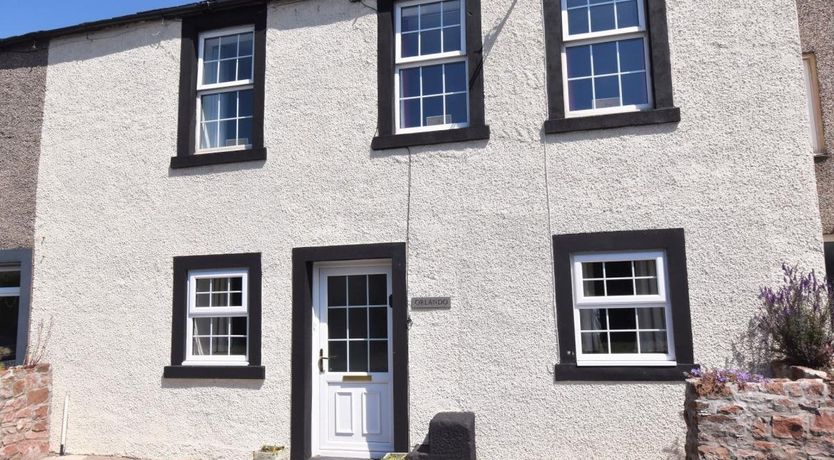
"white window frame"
195,25,255,155
0,266,21,298
184,268,249,366
571,251,676,366
394,0,470,134
803,53,825,155
560,0,653,118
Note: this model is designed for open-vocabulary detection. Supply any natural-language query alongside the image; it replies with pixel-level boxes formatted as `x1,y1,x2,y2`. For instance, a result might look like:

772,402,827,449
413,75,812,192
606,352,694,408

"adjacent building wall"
797,0,834,235
28,0,823,459
0,43,47,250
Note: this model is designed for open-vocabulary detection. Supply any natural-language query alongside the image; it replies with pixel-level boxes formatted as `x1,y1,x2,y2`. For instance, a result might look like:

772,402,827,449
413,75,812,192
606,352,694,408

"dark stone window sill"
553,363,697,381
544,107,680,134
371,125,490,150
169,147,267,169
163,365,265,379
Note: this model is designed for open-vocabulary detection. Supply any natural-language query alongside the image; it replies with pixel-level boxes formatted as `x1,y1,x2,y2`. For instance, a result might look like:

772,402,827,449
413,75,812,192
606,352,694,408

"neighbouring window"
552,229,695,381
197,27,255,152
164,253,263,379
543,0,679,133
571,251,675,365
0,266,21,363
372,0,489,150
172,6,266,169
803,53,825,154
396,0,468,132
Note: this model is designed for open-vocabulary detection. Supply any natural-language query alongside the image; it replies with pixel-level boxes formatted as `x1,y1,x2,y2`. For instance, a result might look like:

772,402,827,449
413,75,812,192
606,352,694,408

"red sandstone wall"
0,364,51,460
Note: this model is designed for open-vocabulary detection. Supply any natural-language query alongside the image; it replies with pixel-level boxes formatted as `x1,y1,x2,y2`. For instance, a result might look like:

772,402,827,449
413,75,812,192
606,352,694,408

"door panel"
315,264,394,458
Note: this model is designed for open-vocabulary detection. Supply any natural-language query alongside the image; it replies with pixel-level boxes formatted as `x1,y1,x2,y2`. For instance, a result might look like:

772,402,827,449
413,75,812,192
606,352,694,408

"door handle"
318,348,329,373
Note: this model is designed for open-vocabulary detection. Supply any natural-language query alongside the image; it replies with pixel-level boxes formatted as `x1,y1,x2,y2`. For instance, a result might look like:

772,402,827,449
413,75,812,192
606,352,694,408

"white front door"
313,263,394,459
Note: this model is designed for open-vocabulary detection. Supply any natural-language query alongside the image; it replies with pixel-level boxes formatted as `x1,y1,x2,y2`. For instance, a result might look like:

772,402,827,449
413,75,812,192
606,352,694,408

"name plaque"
411,297,451,310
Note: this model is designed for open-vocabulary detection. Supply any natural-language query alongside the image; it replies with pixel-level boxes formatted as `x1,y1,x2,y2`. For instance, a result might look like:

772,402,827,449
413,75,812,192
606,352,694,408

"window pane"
422,64,444,95
608,308,637,329
619,38,646,72
192,337,210,355
421,29,442,55
329,341,347,372
219,35,237,59
594,75,620,108
211,317,229,335
212,337,229,355
592,42,618,75
230,337,247,355
218,59,237,83
633,260,656,277
230,292,243,306
219,92,237,119
0,297,20,361
212,292,229,307
581,262,603,279
239,90,253,117
328,276,347,307
401,67,421,98
368,274,387,305
238,32,254,56
348,308,368,339
237,118,252,146
609,332,638,353
201,94,219,121
605,278,633,295
202,61,218,85
401,6,419,32
193,317,211,335
583,279,605,296
349,341,369,372
0,270,20,288
231,317,247,335
219,120,237,147
368,307,388,339
196,278,212,292
238,57,253,80
369,341,388,372
634,276,658,295
568,8,589,35
445,62,467,93
329,308,347,339
567,0,587,7
204,37,220,61
637,307,666,329
446,93,468,124
443,26,461,52
639,331,668,353
196,292,211,307
566,45,592,78
348,275,367,306
581,332,608,354
423,96,445,126
621,72,648,106
421,2,442,28
401,99,421,128
616,0,639,28
590,3,616,32
442,1,461,25
402,32,419,57
605,261,631,278
568,78,593,111
579,308,606,330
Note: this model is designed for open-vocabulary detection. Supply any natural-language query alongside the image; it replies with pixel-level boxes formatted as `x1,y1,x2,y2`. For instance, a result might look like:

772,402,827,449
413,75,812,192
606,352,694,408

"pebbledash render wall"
0,43,47,251
26,0,822,459
797,0,834,236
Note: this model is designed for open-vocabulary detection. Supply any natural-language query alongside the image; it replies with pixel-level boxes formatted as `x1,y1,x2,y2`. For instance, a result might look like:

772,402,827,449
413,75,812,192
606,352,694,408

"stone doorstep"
44,456,148,460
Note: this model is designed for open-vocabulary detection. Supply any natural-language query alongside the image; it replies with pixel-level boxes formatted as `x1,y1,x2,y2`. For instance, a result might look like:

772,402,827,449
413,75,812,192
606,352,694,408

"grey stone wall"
0,43,47,250
797,0,834,235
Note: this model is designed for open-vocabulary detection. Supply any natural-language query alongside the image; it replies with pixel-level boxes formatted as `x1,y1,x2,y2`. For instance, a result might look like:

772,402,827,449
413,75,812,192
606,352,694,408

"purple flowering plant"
686,367,768,395
757,264,834,369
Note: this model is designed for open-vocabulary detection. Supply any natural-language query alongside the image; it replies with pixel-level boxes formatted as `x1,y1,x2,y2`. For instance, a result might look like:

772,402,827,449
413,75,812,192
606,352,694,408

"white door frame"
311,260,395,459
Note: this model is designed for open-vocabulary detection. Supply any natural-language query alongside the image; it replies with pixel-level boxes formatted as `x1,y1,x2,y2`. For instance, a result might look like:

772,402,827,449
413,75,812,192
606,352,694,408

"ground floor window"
0,249,32,365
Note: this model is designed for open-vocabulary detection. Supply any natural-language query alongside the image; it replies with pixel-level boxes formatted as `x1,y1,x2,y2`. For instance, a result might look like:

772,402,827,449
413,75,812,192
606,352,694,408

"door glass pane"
329,308,347,339
368,274,387,305
349,341,368,372
329,341,347,372
348,275,367,306
328,276,347,306
369,341,388,372
348,308,368,339
368,307,388,339
0,270,21,288
0,297,19,360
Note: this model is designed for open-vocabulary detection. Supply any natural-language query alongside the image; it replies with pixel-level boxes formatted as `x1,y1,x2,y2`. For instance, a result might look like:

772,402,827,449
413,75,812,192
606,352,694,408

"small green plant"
757,264,834,369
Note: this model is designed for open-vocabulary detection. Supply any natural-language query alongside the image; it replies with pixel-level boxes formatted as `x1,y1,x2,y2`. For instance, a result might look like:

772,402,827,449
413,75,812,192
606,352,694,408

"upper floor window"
802,53,825,155
372,0,489,150
197,27,255,153
543,0,679,133
172,6,267,169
